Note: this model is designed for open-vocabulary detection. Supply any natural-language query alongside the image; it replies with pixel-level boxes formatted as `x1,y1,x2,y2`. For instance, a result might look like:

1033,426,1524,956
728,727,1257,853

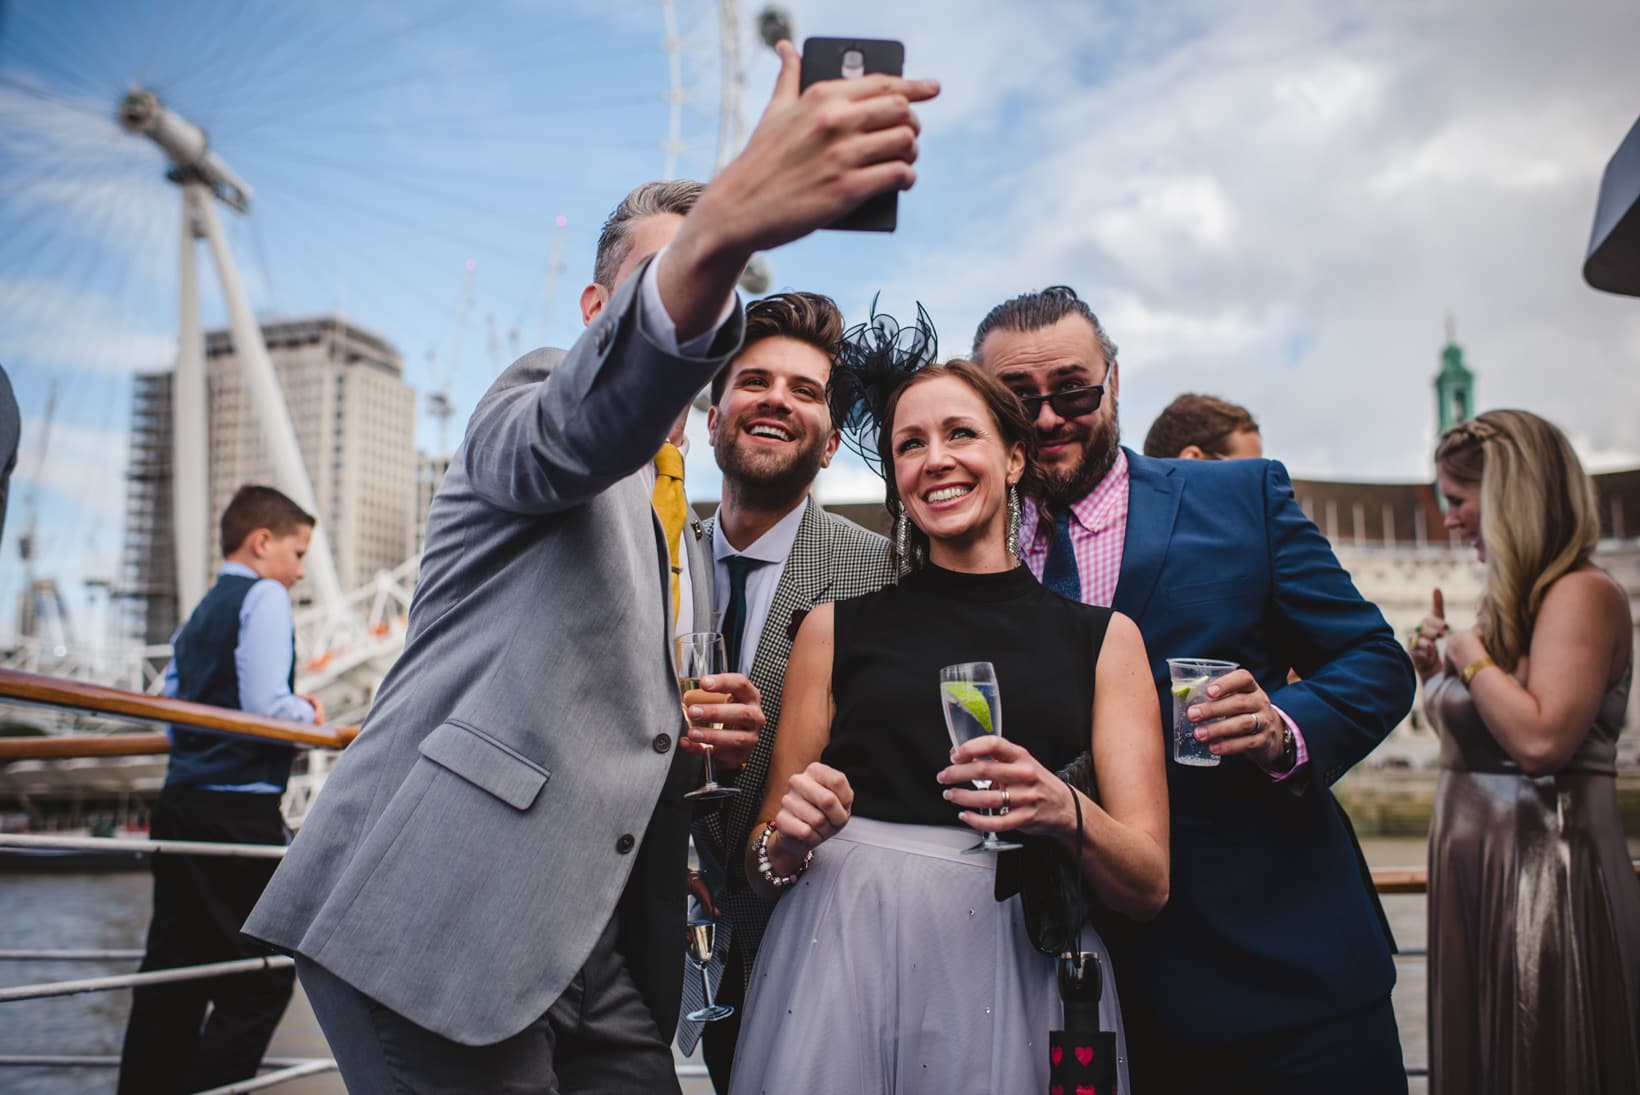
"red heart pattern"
1075,1045,1094,1066
1051,1047,1063,1066
1050,1088,1064,1095
1076,1086,1096,1095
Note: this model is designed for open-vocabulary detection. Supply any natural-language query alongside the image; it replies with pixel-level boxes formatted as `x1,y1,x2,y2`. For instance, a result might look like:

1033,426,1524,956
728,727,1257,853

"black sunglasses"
1018,383,1105,420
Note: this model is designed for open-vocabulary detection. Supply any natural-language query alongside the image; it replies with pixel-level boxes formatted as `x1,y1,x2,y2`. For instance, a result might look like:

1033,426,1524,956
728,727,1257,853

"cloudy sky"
2,0,1638,646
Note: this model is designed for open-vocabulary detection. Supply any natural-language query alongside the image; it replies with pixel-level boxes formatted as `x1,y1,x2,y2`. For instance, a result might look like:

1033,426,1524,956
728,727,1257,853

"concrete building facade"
123,316,417,643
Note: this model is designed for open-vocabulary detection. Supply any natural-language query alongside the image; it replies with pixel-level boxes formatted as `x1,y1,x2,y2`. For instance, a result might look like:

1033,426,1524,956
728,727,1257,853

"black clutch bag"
994,750,1096,956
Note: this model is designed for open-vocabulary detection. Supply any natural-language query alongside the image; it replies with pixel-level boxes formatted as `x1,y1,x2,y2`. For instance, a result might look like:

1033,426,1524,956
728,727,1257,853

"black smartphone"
799,37,906,232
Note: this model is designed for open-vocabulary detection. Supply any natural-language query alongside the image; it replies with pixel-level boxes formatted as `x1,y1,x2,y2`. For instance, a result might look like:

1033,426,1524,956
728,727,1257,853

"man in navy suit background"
974,286,1416,1094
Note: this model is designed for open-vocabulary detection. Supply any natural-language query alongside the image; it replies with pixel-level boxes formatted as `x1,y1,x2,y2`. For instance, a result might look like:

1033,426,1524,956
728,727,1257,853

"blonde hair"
1435,409,1599,671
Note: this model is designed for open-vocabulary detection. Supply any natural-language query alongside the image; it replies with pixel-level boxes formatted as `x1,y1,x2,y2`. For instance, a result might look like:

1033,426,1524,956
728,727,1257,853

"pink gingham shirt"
1019,449,1308,779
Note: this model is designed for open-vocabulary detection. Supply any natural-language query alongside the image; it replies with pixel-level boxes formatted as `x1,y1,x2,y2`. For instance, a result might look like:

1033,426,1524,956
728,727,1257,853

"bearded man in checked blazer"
678,291,896,1091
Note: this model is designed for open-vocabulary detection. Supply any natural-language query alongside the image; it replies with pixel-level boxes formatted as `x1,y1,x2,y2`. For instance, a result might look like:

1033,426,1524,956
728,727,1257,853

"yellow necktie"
652,442,688,629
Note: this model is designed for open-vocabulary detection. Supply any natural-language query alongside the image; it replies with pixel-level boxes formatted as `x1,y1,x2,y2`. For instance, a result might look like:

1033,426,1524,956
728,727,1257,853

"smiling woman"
729,317,1169,1093
1417,409,1640,1094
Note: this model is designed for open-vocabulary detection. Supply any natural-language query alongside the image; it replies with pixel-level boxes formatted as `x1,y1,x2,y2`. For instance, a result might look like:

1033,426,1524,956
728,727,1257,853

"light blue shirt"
712,497,808,676
162,561,314,792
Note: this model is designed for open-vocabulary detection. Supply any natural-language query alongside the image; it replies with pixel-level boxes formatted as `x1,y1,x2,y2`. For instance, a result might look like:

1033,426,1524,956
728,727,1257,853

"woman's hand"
769,762,853,873
938,736,1076,839
1407,588,1449,680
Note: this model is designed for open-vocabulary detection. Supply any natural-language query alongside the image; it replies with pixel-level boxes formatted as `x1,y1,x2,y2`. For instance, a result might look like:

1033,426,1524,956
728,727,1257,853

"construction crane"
426,259,477,457
15,380,74,651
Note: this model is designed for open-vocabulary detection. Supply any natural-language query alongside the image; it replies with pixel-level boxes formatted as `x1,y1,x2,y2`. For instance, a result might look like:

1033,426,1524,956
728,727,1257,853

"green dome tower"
1435,315,1474,435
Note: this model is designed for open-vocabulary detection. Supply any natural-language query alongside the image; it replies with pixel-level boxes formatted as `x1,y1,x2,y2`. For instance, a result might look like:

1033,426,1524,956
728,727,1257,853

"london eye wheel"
0,0,758,687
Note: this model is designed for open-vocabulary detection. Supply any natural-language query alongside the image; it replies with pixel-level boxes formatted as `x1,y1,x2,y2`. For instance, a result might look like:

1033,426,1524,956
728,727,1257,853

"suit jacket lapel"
684,510,714,632
715,498,834,879
1113,449,1182,623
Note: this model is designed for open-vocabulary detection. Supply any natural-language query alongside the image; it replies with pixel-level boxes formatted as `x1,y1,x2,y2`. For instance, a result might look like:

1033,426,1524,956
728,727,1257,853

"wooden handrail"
1369,866,1429,894
0,669,357,758
0,733,173,760
1368,860,1640,895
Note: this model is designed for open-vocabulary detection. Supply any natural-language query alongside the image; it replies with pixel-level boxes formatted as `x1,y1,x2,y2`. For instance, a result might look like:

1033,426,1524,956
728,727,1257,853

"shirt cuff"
638,248,739,358
1261,705,1309,782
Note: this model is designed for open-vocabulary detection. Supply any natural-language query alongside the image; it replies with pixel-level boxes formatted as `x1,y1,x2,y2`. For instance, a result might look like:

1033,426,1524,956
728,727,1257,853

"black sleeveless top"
822,563,1112,827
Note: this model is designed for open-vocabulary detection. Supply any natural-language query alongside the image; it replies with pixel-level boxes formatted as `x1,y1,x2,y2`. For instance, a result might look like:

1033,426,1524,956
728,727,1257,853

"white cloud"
11,417,130,526
833,0,1640,479
0,278,176,374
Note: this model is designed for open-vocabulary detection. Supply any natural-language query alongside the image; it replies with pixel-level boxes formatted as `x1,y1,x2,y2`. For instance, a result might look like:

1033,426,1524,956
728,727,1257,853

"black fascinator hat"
827,295,939,477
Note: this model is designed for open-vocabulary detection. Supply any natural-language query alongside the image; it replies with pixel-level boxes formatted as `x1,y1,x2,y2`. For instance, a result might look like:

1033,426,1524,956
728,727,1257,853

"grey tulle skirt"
727,816,1129,1095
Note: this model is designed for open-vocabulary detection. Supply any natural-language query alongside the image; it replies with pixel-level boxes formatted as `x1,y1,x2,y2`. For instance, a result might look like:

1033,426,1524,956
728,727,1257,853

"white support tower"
173,183,209,615
118,86,344,622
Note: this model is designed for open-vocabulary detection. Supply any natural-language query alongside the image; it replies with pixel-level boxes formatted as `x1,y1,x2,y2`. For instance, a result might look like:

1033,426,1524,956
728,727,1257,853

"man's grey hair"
971,285,1120,370
592,179,706,289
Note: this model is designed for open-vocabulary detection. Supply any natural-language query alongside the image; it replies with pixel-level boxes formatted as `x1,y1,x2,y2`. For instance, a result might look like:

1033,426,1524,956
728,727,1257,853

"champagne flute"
677,632,738,801
938,661,1022,854
684,917,734,1022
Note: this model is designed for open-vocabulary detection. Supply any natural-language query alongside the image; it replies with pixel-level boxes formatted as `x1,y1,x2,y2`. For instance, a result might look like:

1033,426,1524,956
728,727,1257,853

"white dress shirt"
711,497,808,676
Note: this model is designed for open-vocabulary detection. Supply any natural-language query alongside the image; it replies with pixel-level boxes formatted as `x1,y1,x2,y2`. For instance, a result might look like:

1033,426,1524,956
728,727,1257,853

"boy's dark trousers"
117,787,294,1094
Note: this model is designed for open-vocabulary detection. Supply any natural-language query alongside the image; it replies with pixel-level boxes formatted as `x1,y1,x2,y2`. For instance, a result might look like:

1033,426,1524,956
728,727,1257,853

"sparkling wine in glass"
938,661,1021,854
684,918,734,1022
677,632,738,801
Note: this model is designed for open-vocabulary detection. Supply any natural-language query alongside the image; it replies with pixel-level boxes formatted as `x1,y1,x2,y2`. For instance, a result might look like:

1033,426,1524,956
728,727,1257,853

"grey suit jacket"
245,260,744,1046
696,498,895,967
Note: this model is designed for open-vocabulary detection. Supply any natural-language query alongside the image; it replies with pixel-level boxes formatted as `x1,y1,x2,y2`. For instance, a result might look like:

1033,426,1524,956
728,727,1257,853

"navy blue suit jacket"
1104,449,1415,1046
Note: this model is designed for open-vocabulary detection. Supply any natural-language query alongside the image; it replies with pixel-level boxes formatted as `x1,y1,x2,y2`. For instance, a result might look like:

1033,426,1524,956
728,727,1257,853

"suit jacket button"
616,834,636,854
653,733,672,754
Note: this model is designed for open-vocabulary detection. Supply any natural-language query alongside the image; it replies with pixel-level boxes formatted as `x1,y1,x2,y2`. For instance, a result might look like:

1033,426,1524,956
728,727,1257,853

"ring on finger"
999,786,1011,816
1250,712,1262,734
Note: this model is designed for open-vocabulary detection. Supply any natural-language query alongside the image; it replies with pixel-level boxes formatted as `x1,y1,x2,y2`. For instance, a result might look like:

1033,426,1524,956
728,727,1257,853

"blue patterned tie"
1042,508,1082,602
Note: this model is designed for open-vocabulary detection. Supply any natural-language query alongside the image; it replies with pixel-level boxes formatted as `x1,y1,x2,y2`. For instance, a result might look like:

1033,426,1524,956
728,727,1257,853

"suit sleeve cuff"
638,249,739,357
1260,704,1309,782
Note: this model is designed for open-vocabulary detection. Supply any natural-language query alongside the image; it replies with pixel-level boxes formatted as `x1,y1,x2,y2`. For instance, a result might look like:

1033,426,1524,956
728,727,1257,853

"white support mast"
119,86,344,621
173,183,210,616
195,194,344,612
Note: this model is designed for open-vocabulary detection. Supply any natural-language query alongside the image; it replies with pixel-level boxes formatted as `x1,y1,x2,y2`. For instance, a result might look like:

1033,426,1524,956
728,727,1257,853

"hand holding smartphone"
799,37,907,232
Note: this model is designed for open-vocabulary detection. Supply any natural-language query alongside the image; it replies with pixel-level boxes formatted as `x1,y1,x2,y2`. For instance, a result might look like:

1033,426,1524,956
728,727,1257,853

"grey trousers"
297,916,681,1094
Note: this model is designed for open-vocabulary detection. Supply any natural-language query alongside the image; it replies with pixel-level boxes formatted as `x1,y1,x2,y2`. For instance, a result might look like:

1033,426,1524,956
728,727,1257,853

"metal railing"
4,668,1637,1090
0,669,353,1092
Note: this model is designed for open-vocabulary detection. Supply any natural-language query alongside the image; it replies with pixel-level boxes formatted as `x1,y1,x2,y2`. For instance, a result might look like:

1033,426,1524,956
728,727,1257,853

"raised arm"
744,604,847,900
465,40,938,515
1445,568,1629,775
462,262,738,515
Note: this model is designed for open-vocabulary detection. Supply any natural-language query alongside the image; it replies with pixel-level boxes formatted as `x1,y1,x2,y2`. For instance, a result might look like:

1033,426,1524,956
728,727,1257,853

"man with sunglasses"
973,286,1416,1095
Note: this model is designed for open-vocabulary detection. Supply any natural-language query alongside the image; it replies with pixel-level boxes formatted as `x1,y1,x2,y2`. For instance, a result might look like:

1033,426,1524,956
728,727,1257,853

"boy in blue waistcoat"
118,485,323,1094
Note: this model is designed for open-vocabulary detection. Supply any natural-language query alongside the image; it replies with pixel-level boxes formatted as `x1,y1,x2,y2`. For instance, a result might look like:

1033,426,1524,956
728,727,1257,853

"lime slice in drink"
1171,675,1209,700
940,681,994,734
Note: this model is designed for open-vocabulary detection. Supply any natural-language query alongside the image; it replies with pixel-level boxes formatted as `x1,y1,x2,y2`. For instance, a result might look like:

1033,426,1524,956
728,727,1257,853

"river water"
0,838,1441,1094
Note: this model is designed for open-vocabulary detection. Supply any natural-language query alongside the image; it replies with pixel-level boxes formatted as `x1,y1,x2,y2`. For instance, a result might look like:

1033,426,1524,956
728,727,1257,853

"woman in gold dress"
1408,409,1639,1094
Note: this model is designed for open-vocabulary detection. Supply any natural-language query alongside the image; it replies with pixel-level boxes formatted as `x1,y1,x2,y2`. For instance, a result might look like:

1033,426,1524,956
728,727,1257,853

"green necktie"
723,555,755,674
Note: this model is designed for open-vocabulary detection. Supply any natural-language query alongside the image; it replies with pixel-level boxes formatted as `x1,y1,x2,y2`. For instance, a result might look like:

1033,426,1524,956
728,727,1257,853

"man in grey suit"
245,43,938,1093
677,291,897,1091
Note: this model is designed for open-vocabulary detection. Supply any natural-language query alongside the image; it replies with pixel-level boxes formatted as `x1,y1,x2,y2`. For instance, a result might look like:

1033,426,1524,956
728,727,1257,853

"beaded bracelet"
755,819,812,888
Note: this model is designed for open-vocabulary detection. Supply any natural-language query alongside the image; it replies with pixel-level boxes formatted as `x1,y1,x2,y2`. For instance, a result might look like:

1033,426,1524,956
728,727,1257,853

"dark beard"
714,425,829,510
1040,402,1121,511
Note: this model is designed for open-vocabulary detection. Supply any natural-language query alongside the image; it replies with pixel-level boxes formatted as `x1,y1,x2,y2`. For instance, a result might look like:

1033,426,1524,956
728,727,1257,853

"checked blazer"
679,497,894,1050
